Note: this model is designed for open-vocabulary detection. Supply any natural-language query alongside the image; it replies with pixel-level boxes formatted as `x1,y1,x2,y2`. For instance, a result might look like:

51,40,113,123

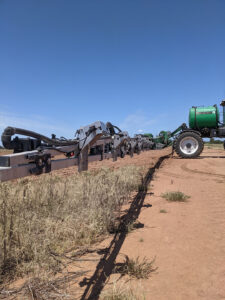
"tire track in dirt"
181,162,225,178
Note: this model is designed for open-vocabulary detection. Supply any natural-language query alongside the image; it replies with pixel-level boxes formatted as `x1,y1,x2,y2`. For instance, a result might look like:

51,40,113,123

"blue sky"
0,0,225,140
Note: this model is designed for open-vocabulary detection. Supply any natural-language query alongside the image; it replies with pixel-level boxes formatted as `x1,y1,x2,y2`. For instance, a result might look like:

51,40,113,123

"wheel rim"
179,137,199,155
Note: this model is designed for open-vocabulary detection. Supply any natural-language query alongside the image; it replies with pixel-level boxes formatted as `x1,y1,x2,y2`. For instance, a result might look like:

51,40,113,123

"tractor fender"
180,129,202,136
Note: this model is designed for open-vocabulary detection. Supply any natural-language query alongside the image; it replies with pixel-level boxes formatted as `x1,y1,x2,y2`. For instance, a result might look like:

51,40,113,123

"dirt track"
72,147,225,300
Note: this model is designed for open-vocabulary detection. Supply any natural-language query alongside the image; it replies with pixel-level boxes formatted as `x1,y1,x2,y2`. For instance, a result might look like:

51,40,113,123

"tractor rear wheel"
174,132,204,158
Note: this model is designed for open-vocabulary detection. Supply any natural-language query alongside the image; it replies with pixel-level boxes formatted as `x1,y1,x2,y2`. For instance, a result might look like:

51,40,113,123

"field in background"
0,149,13,155
205,143,224,149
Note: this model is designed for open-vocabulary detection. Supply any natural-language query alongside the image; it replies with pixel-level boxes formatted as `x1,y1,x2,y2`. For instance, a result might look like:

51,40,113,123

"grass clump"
101,282,145,300
159,209,167,213
126,222,135,234
101,288,137,300
118,256,156,279
0,166,141,282
161,191,190,202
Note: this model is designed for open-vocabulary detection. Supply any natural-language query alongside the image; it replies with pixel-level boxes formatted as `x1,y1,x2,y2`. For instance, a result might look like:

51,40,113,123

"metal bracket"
111,132,130,161
76,121,109,171
28,153,52,175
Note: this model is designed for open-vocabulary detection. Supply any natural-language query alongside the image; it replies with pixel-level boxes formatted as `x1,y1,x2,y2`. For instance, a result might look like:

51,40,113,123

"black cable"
1,126,78,149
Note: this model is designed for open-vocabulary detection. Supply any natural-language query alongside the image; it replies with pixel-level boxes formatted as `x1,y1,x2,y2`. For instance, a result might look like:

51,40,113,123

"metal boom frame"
0,121,155,182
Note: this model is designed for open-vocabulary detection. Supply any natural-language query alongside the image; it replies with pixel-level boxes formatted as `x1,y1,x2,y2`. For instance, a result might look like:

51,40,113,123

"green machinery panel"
189,105,219,129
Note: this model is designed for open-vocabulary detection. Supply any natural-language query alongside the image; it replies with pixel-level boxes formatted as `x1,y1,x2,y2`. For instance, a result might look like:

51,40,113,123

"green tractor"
173,100,225,158
143,132,172,149
144,126,188,150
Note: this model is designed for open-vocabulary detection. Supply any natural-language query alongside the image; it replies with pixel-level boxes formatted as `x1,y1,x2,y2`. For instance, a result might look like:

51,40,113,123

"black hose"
1,126,78,149
106,122,122,135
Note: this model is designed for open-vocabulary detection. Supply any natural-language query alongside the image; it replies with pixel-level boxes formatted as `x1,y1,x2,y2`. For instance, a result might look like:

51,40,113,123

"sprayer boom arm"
0,121,157,182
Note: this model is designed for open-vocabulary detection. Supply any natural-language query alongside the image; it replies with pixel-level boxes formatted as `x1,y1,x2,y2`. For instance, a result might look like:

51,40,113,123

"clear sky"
0,0,225,140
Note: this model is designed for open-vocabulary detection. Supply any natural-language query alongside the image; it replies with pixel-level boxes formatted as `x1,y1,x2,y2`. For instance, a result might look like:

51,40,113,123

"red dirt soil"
67,147,225,300
51,148,171,177
115,147,225,300
2,147,225,300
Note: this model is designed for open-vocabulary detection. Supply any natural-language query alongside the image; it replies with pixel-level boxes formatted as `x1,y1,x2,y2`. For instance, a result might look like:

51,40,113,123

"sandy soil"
116,148,225,300
2,147,225,300
114,148,225,300
66,147,225,300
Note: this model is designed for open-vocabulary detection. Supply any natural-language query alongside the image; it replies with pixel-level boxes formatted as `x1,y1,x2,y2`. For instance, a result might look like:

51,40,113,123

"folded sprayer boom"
0,121,156,182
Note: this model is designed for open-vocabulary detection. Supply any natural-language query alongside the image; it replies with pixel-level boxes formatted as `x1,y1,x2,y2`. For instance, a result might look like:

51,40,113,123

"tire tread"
174,132,204,158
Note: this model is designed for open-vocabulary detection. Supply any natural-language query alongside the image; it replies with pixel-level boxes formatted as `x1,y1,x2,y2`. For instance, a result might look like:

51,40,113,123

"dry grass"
101,289,137,300
0,149,13,155
0,166,141,282
101,282,145,300
205,143,223,149
159,209,167,213
161,191,190,202
117,256,157,279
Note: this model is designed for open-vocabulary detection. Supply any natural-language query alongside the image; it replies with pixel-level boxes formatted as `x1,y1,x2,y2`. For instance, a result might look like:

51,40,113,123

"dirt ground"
2,147,225,300
118,147,225,300
51,148,171,177
66,147,225,300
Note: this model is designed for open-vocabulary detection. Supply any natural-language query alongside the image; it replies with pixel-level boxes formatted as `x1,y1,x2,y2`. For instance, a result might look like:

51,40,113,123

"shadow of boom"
80,153,170,300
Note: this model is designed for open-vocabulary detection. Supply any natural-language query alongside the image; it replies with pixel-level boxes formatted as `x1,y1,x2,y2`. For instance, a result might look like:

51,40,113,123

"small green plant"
159,209,167,213
161,191,190,202
126,222,135,233
125,221,143,234
118,256,157,279
126,221,138,233
139,238,144,243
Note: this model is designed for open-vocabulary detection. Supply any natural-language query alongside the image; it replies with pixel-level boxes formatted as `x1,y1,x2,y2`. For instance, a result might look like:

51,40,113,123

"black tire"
174,132,204,158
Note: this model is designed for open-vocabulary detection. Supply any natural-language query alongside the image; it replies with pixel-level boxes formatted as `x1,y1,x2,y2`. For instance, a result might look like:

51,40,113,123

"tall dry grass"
0,166,141,282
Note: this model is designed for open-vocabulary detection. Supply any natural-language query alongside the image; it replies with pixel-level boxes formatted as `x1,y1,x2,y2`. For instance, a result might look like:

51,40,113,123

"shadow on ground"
79,154,170,300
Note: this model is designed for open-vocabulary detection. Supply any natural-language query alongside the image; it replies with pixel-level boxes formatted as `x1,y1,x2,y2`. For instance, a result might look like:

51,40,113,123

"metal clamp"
28,153,51,175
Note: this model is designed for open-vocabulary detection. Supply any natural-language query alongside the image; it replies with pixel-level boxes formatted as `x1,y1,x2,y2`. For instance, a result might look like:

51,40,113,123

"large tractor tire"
174,131,204,158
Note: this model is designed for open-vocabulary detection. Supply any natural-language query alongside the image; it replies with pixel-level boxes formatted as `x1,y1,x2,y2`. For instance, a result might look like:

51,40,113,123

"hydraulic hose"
106,122,122,135
1,126,78,149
